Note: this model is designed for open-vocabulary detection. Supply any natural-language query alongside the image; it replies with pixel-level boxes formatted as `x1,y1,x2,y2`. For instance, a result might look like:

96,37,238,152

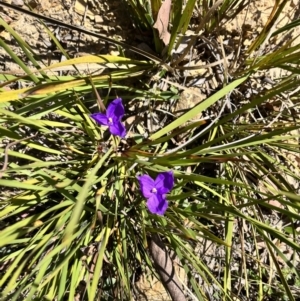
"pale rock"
94,15,103,23
183,59,206,77
0,31,11,41
110,50,120,56
75,0,95,19
243,39,251,46
101,25,109,33
12,0,24,6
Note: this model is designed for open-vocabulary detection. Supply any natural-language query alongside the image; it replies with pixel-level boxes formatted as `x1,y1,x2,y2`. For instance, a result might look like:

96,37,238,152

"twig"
88,76,106,112
149,234,186,301
0,134,38,179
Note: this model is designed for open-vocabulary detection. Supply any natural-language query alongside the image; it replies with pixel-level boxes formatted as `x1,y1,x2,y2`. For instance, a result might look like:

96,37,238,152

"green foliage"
0,0,300,300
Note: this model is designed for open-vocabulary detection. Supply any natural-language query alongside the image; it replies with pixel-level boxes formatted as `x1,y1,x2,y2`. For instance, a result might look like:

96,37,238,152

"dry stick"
0,134,38,179
88,76,106,112
149,234,186,301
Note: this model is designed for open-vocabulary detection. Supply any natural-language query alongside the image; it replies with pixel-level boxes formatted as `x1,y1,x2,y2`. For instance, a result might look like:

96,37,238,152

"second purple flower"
138,171,174,215
90,98,126,138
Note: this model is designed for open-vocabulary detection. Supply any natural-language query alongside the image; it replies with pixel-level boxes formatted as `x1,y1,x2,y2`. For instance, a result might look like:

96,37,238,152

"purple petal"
146,194,168,215
154,171,174,195
106,98,125,121
109,121,126,138
90,113,109,126
138,175,155,198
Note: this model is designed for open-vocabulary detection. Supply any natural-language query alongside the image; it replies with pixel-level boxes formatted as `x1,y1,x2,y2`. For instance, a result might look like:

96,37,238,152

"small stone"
110,50,120,56
0,12,12,24
101,25,109,33
183,59,206,77
75,0,94,19
0,31,11,41
87,14,95,21
243,39,251,46
12,0,24,5
94,15,103,23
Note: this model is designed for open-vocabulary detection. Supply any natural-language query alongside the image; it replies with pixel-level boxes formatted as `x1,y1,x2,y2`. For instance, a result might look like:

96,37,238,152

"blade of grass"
149,73,250,140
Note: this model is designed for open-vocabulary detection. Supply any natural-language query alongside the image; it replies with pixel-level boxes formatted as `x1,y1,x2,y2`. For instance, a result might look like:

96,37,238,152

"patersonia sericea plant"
90,98,126,138
138,171,174,215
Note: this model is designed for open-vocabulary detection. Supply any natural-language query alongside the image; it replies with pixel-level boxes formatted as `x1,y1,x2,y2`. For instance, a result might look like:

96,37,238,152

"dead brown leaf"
153,0,171,45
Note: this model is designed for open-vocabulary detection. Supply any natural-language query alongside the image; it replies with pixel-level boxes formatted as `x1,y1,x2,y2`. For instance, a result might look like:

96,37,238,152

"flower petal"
90,113,108,126
146,194,168,215
154,171,174,194
109,121,126,138
138,175,155,198
107,98,125,121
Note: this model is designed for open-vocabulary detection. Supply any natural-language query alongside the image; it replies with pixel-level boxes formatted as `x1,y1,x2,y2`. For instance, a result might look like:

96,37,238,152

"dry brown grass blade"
0,133,38,179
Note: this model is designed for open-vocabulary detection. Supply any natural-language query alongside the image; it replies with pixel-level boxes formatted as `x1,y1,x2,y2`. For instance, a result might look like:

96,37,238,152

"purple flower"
90,98,126,138
138,171,174,215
